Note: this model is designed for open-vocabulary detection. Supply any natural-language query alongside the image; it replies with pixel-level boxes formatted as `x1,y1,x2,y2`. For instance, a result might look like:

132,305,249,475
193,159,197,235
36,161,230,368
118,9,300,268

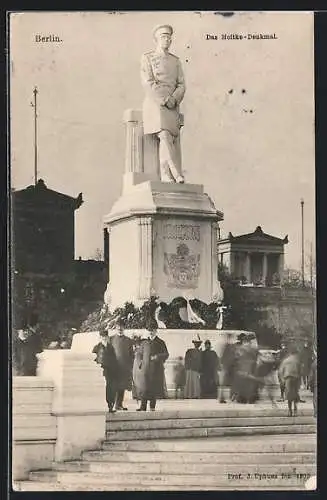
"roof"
12,179,83,211
218,226,288,245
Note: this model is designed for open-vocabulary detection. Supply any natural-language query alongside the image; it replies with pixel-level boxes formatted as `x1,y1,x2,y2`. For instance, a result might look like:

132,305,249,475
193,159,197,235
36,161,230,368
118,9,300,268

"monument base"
104,180,224,310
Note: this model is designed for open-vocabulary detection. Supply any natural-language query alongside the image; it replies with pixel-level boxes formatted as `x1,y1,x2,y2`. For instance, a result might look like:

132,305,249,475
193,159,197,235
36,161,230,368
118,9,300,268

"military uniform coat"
132,336,169,400
141,50,185,136
109,334,134,391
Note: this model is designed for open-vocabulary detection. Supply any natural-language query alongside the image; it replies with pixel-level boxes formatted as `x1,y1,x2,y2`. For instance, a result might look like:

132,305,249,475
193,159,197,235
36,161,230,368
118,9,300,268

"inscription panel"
163,223,201,242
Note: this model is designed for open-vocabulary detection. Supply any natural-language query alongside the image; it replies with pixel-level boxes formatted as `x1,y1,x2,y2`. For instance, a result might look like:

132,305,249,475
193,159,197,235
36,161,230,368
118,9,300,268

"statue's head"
153,24,173,50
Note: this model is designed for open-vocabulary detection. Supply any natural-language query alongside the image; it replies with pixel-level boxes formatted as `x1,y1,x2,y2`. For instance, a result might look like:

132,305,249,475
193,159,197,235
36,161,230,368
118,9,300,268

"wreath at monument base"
80,295,228,332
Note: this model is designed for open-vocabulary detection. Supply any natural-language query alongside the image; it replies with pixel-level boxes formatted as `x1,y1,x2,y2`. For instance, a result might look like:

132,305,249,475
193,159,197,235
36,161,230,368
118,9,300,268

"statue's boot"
158,131,184,184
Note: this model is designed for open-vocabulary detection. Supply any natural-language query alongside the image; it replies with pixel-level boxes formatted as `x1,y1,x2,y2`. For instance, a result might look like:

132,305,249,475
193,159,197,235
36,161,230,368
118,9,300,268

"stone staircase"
15,404,316,491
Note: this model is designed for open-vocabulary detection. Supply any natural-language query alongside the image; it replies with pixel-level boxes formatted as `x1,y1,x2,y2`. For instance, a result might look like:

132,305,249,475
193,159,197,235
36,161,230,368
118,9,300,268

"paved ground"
120,391,313,413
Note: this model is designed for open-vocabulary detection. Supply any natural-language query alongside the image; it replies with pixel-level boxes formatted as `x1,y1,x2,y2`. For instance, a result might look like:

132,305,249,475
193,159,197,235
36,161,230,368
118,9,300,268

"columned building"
217,226,288,287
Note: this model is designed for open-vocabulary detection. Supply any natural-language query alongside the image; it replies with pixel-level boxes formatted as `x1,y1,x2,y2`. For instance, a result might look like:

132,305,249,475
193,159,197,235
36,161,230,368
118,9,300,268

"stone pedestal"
104,181,224,309
104,108,224,309
37,350,107,461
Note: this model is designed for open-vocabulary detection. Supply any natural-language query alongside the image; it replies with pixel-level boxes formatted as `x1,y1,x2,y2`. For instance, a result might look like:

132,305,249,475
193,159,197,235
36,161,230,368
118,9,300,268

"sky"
10,11,315,270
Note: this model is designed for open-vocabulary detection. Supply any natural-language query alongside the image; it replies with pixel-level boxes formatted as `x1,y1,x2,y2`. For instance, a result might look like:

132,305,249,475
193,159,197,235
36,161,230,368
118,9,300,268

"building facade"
12,179,83,275
218,226,288,287
11,180,107,341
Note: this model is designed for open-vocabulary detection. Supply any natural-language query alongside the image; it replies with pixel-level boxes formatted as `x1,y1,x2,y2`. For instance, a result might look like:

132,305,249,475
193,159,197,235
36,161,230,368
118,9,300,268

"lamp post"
30,87,38,185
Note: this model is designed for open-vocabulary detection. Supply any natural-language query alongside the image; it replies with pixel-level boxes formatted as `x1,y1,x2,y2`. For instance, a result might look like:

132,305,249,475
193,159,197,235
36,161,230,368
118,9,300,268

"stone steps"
82,450,315,464
16,405,316,492
27,470,314,488
102,434,316,453
43,460,316,476
106,424,316,441
14,481,305,491
106,406,313,421
107,415,315,432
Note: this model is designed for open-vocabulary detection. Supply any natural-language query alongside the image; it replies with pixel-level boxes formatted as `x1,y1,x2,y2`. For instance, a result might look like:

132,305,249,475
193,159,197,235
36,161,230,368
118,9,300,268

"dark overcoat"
184,348,202,373
220,342,237,386
133,336,169,399
201,349,220,396
232,344,259,402
13,332,42,376
109,334,134,391
92,342,119,382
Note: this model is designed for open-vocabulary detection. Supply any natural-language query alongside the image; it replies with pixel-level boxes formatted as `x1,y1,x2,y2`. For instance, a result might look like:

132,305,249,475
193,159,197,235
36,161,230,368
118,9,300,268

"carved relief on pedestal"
164,242,201,289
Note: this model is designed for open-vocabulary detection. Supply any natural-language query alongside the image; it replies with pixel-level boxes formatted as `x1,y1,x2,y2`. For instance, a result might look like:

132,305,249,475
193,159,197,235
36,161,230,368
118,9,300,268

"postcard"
9,11,316,492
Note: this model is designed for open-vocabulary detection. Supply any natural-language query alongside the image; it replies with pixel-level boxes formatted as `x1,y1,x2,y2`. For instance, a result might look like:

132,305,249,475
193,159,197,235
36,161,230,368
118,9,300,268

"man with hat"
109,317,134,411
134,318,169,411
141,24,186,184
13,315,43,376
92,328,119,413
184,335,203,398
201,340,220,399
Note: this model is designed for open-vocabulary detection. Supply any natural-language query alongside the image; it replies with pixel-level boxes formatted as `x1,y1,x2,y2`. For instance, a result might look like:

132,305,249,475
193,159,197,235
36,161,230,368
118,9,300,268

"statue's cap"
153,24,173,38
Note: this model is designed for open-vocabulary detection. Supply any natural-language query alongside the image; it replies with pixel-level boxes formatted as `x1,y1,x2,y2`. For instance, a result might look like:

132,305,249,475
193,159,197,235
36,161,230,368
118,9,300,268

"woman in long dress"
184,339,202,399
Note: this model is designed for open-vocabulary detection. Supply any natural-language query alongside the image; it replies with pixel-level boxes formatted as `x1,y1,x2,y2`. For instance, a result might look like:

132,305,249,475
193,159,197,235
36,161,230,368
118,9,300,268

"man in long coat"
109,318,134,411
93,329,119,413
279,346,302,416
13,321,43,376
134,319,169,411
232,335,259,403
219,332,236,403
141,24,186,183
201,340,220,399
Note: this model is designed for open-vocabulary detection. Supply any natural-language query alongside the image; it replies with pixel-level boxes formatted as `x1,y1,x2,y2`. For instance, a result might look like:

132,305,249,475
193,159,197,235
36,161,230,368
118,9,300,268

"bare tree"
90,248,104,261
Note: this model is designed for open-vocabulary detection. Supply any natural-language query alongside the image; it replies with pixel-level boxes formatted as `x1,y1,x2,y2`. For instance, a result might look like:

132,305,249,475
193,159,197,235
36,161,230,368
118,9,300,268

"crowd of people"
173,332,317,417
12,316,317,418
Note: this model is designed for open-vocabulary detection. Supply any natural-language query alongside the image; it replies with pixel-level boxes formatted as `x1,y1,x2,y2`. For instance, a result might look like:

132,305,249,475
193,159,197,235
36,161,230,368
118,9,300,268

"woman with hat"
184,335,203,398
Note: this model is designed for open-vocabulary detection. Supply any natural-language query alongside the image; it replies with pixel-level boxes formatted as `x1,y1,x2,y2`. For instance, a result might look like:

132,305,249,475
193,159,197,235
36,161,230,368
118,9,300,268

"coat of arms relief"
164,243,201,289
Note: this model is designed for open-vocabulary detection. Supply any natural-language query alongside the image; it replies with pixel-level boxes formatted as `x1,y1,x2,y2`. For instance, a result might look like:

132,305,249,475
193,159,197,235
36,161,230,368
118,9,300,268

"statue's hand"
165,96,176,109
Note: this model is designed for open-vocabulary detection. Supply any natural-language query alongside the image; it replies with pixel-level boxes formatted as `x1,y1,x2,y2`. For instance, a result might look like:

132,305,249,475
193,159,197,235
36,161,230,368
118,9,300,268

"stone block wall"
12,377,56,481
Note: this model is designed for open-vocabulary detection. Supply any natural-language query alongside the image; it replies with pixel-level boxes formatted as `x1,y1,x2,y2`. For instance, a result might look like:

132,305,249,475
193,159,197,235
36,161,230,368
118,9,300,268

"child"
173,356,186,399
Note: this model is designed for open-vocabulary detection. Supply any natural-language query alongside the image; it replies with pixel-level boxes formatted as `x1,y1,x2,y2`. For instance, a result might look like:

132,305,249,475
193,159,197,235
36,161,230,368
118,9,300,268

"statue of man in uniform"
141,24,186,183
